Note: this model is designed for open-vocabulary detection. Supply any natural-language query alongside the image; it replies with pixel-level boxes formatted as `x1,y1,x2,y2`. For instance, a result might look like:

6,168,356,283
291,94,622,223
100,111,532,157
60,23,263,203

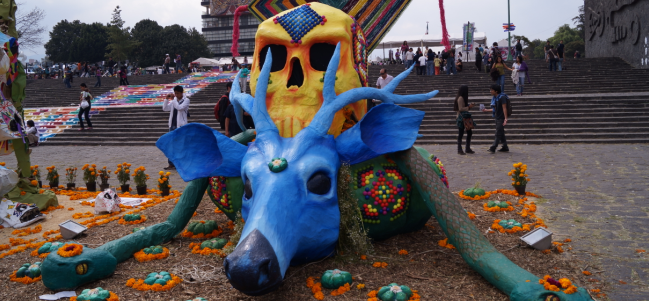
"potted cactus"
65,167,77,190
133,166,149,195
46,166,59,189
116,162,131,193
82,164,98,192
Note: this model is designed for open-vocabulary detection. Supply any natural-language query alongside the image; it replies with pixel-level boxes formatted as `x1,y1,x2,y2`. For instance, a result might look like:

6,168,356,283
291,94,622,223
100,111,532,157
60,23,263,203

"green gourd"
132,226,146,233
463,187,486,197
187,220,218,235
200,238,227,249
38,241,64,255
143,245,164,254
144,271,172,285
16,262,42,278
377,283,413,301
124,214,141,222
186,298,208,301
487,200,509,208
77,287,111,301
320,269,353,289
498,219,522,230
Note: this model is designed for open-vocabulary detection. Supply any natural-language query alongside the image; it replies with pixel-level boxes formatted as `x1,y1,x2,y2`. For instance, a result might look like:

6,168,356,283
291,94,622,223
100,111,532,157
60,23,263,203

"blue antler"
309,43,439,136
230,49,278,134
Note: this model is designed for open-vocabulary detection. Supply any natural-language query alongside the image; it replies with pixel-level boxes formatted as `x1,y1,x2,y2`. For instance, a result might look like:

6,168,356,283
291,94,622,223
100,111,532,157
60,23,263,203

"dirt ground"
0,191,607,301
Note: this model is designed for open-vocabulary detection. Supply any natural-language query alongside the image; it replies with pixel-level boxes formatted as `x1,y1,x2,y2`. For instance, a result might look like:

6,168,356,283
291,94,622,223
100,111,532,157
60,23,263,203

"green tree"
572,5,585,40
131,19,164,67
548,24,582,46
105,6,140,63
186,27,211,60
44,20,82,62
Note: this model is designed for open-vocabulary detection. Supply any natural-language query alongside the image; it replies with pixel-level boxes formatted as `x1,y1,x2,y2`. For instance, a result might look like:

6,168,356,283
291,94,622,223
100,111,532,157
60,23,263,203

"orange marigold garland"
125,272,182,291
57,243,83,257
133,246,170,262
181,228,223,239
331,283,351,296
538,275,579,294
9,270,42,284
458,190,492,200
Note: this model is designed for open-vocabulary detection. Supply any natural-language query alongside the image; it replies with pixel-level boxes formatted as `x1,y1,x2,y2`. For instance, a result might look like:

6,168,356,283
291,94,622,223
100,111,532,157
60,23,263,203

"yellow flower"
511,178,515,181
91,172,96,176
159,171,164,175
516,182,520,185
165,172,171,176
117,164,122,167
91,164,96,168
508,171,512,176
519,173,524,177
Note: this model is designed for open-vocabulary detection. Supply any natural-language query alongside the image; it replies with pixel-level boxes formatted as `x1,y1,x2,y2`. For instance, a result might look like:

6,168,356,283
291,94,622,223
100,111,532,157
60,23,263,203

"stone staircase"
24,74,186,108
35,57,649,145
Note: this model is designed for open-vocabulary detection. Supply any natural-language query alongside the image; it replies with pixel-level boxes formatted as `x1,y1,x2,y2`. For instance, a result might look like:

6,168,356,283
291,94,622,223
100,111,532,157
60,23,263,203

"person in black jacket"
475,48,483,72
556,40,565,71
514,39,523,59
215,82,232,130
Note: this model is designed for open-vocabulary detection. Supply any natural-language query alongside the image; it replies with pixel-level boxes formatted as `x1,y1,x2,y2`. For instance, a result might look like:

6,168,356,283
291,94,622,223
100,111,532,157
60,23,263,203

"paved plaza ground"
3,143,648,300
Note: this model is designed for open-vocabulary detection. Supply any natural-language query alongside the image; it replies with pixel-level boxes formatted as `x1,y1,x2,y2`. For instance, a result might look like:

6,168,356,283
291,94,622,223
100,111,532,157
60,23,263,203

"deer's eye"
244,177,253,199
307,171,331,195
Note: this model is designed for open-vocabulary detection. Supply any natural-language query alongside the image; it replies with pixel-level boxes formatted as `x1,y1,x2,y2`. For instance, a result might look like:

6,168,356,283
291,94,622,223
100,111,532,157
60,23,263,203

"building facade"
201,0,260,58
584,0,648,68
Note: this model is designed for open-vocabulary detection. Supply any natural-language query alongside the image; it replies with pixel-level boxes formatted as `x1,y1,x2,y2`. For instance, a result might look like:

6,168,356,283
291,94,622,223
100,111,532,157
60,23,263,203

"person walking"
400,41,409,64
483,51,490,73
482,84,509,153
417,54,427,76
120,66,130,85
164,54,171,74
94,67,101,87
78,83,93,131
215,82,232,131
475,48,483,72
175,53,182,73
63,67,72,88
395,50,401,64
239,65,250,93
512,55,528,96
492,56,508,93
163,85,190,170
446,49,457,75
454,85,475,155
514,39,523,59
434,55,441,75
405,48,414,69
546,45,558,71
556,40,565,71
107,58,115,76
426,49,435,75
543,41,551,60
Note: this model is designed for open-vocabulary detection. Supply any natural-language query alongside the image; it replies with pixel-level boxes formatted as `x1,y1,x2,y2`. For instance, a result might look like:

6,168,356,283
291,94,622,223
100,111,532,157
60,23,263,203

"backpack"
500,94,512,118
214,95,229,120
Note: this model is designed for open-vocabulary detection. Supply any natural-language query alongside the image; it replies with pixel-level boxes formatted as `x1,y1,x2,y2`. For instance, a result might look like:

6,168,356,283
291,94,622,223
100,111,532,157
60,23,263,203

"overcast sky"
23,0,584,61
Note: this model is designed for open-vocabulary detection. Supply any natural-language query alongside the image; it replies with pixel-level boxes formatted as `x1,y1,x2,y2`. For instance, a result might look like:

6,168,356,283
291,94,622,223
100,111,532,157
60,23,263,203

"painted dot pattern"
354,163,411,224
209,176,234,213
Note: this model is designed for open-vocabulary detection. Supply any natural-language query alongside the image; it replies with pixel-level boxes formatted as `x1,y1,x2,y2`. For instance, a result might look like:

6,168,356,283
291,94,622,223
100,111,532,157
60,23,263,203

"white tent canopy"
191,57,220,66
377,32,488,49
216,56,254,66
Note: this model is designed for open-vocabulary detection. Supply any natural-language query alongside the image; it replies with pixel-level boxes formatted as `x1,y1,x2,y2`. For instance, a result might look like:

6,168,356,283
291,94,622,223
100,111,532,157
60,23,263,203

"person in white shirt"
369,69,394,110
417,55,427,76
162,85,190,170
405,48,414,69
25,120,39,147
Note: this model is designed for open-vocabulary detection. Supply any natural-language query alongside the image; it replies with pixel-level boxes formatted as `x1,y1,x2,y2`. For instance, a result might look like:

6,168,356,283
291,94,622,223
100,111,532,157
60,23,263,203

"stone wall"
584,0,649,68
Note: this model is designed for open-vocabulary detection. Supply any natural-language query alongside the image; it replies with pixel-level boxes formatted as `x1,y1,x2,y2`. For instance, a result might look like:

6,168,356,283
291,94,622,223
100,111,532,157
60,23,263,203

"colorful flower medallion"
355,163,411,224
268,158,288,173
209,176,233,213
273,4,326,44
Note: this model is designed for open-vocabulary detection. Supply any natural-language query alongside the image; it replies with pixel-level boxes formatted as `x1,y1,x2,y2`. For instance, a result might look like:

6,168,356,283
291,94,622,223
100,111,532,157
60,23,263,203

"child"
26,120,39,147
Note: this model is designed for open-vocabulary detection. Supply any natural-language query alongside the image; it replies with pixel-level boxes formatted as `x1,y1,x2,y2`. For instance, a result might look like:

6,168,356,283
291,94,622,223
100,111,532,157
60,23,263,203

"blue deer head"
157,43,437,296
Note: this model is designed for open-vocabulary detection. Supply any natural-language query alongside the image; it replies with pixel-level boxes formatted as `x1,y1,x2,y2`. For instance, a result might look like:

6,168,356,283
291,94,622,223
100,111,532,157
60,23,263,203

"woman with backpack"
454,85,475,155
491,56,511,94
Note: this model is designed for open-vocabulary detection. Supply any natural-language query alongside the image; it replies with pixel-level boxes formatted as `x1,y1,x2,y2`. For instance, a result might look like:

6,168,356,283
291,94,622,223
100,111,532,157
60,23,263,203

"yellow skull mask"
250,3,367,137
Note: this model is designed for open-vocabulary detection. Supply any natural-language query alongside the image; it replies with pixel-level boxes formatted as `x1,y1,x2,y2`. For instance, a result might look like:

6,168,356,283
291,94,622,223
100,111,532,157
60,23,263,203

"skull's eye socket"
244,177,253,199
259,44,287,72
309,43,337,71
307,171,331,195
76,263,88,275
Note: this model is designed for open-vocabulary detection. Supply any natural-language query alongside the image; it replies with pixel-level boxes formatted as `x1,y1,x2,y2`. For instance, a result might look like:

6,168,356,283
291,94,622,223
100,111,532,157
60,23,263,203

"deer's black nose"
224,229,282,296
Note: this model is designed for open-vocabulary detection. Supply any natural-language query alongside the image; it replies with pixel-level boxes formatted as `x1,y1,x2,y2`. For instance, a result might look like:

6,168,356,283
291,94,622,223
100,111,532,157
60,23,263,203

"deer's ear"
156,123,247,181
335,104,424,164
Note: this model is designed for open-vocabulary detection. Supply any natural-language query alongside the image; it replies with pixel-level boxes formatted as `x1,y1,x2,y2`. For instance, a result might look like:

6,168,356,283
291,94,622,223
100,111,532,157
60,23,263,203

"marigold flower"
360,255,367,260
357,283,365,289
398,249,408,255
582,271,592,275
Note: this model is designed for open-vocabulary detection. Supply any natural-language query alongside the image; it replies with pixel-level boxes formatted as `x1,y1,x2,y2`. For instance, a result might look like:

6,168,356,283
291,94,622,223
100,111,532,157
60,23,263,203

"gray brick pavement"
2,144,648,299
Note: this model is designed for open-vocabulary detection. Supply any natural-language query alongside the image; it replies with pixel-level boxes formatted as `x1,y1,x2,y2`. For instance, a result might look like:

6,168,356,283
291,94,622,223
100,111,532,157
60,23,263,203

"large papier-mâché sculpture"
40,4,591,300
